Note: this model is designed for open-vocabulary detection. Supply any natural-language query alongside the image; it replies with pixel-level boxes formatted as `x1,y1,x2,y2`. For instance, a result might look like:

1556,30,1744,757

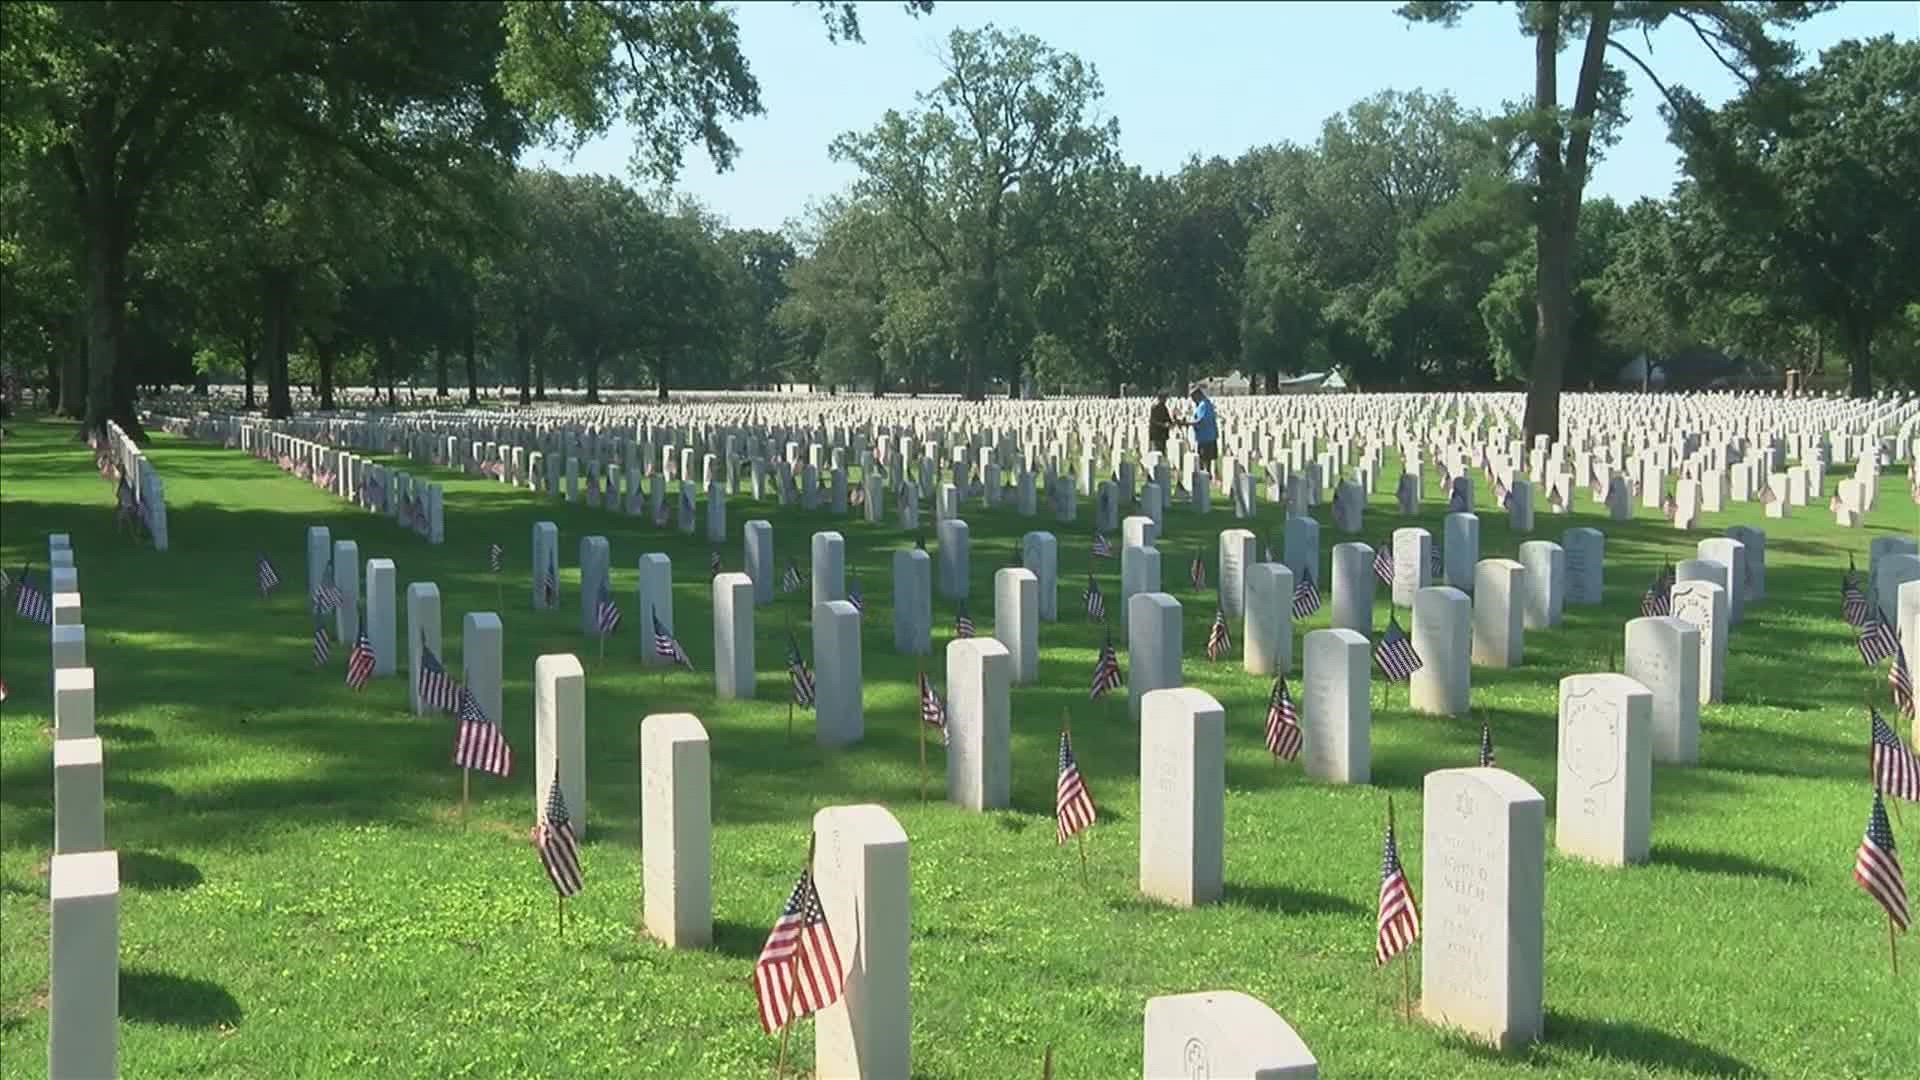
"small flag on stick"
1264,675,1302,762
1089,627,1123,700
1853,790,1909,934
1205,608,1232,661
1056,725,1097,845
531,770,583,898
750,850,845,1033
1376,801,1421,966
256,554,281,597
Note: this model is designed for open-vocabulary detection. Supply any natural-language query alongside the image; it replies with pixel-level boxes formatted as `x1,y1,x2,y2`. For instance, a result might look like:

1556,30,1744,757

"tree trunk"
1523,6,1566,445
463,317,479,405
655,358,670,402
514,323,533,405
534,350,547,400
585,350,601,404
262,270,294,419
434,344,450,397
60,310,87,418
1845,318,1872,398
81,209,143,440
315,336,337,412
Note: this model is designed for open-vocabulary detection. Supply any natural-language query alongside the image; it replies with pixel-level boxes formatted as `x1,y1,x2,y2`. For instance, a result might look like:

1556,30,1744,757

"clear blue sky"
523,0,1919,232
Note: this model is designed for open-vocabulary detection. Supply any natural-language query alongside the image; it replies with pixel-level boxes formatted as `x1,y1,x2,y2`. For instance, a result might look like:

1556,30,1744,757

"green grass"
2,413,1917,1079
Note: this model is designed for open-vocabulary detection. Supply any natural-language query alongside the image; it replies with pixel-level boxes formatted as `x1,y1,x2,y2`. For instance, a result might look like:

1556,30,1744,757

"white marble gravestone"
53,667,94,739
1021,530,1059,622
1515,541,1564,629
306,524,331,599
1392,527,1434,608
641,713,711,948
53,737,105,854
744,519,774,606
1139,687,1226,908
993,567,1040,684
462,612,503,725
365,558,397,675
937,519,970,600
1128,592,1183,720
1303,628,1370,784
946,637,1012,811
51,624,86,672
578,535,611,636
1421,767,1545,1050
1330,542,1375,636
1471,560,1526,669
1218,528,1257,619
1669,580,1728,705
1696,537,1746,624
811,530,847,610
1412,586,1471,716
1561,527,1604,605
814,600,864,745
813,804,911,1080
406,583,441,715
534,653,588,839
332,539,360,641
1244,562,1294,676
893,548,932,655
1555,674,1653,866
1443,513,1480,593
1143,991,1318,1079
531,521,559,610
712,573,755,700
49,850,118,1080
1625,616,1701,765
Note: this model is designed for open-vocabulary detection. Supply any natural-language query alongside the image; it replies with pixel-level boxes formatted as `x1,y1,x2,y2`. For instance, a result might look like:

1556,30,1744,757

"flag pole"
916,667,928,803
1389,795,1411,1024
1891,915,1900,976
461,768,470,830
1064,709,1088,887
1042,1044,1054,1080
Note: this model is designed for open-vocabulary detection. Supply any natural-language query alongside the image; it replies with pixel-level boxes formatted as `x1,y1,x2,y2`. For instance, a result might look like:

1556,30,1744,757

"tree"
1674,35,1920,396
1401,1,1830,438
722,228,797,387
831,25,1119,399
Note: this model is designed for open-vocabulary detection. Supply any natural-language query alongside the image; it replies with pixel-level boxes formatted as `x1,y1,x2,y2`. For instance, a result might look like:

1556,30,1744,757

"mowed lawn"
2,413,1916,1079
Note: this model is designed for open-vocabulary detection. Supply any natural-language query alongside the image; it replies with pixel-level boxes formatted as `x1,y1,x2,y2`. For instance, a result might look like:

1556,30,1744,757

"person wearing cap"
1185,384,1219,482
1148,392,1173,455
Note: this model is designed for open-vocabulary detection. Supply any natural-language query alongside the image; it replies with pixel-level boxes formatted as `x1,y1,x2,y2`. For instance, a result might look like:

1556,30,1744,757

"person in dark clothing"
1148,393,1172,455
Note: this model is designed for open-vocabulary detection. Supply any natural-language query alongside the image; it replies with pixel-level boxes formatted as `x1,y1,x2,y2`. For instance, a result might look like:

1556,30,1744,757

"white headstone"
49,850,118,1080
641,713,711,948
1243,562,1294,676
638,553,674,667
1127,592,1183,720
1302,628,1370,784
332,539,360,641
53,737,105,854
53,667,94,739
1330,542,1375,636
1515,541,1564,629
744,519,774,606
406,583,441,715
1412,586,1471,716
1561,527,1604,605
814,600,864,746
1555,673,1653,866
1143,991,1318,1079
1471,560,1526,669
946,637,1012,811
1138,687,1226,908
813,804,911,1080
712,573,755,700
937,519,970,600
1625,616,1701,765
534,653,588,839
892,548,932,655
365,558,397,675
992,567,1039,684
811,530,846,609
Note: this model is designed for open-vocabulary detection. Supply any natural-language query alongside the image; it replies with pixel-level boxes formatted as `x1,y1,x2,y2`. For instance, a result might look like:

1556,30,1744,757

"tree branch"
1673,10,1754,88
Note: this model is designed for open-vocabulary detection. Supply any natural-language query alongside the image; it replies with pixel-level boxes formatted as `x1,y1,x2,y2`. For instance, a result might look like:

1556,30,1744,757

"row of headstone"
44,534,118,1078
100,420,167,550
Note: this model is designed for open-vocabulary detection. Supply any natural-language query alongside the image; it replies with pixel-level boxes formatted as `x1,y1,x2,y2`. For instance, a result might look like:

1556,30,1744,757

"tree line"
3,3,1914,443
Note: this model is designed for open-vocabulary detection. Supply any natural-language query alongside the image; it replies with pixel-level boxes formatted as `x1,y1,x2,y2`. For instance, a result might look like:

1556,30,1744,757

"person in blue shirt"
1185,384,1219,481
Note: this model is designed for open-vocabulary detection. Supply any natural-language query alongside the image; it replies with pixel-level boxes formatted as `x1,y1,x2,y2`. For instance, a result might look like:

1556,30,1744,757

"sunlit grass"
2,414,1916,1078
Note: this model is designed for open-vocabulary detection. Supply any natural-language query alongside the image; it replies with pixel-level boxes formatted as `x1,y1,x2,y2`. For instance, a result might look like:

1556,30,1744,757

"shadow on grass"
120,851,204,891
1544,1008,1760,1077
1222,881,1366,917
709,917,771,961
121,969,243,1029
1649,843,1805,886
95,723,156,744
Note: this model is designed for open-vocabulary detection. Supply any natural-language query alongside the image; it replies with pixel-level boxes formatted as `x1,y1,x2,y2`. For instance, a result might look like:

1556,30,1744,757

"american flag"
1479,718,1496,767
1089,627,1123,699
1859,606,1898,666
1829,491,1845,515
954,601,974,638
313,579,343,614
345,628,376,689
1640,563,1673,617
1189,552,1206,590
542,558,559,607
531,770,584,898
1056,729,1097,844
595,584,622,636
1494,477,1511,510
710,550,722,575
312,611,331,667
489,543,503,573
1853,790,1910,932
1292,568,1321,618
1091,532,1113,558
13,574,51,625
750,866,845,1033
781,559,804,593
1372,544,1393,585
846,576,863,614
1548,485,1565,511
1660,490,1678,520
1893,643,1914,717
452,688,512,777
1870,708,1920,802
1083,574,1106,620
1264,675,1302,761
652,611,693,669
1842,559,1869,626
1430,543,1443,580
1205,608,1232,661
1374,613,1423,680
257,554,281,596
1759,483,1778,506
1375,807,1421,966
786,633,816,707
918,671,947,743
417,641,460,713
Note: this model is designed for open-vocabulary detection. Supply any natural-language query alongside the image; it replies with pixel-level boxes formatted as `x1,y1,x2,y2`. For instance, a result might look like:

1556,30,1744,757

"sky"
521,1,1919,233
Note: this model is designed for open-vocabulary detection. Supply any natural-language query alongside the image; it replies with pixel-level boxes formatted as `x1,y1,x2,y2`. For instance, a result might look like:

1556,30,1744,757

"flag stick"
599,630,606,661
1064,711,1089,887
1401,952,1413,1024
1042,1044,1054,1080
558,896,566,938
772,977,801,1080
1891,916,1900,977
461,768,470,830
